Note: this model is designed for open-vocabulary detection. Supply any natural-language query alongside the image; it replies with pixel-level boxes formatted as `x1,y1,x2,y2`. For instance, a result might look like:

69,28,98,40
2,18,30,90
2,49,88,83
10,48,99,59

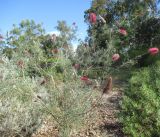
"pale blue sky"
0,0,92,41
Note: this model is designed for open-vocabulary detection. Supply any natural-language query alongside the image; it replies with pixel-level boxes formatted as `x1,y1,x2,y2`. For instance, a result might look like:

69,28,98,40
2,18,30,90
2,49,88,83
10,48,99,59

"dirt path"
74,88,124,137
99,90,124,137
33,85,124,137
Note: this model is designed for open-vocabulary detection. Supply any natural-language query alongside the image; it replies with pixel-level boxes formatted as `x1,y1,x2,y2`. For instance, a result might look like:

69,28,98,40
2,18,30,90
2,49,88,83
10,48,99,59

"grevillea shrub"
44,79,100,137
38,54,101,137
120,63,160,137
0,56,45,137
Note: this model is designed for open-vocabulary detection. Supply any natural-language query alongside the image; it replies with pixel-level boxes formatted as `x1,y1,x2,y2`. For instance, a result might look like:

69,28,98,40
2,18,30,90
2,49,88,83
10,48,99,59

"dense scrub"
0,57,44,137
0,20,102,137
120,62,160,137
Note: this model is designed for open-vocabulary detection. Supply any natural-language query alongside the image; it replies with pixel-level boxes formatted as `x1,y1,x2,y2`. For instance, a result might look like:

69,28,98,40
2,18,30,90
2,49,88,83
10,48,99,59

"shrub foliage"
120,64,160,137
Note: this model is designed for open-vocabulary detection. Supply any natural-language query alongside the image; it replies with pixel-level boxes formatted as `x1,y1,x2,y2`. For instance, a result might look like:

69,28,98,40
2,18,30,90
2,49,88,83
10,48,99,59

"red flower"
80,76,89,81
112,54,120,61
89,13,97,24
148,47,159,55
119,28,127,36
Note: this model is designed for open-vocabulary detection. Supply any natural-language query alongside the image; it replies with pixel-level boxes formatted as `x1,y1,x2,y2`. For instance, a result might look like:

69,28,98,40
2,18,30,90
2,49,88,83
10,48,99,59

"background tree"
42,21,77,60
83,0,160,68
1,20,46,77
7,19,45,46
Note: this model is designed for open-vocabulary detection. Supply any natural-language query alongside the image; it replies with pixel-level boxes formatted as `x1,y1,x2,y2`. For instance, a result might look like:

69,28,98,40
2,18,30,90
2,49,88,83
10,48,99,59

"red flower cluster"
80,76,92,85
80,76,89,81
148,47,159,55
112,54,120,61
119,28,127,36
89,13,97,24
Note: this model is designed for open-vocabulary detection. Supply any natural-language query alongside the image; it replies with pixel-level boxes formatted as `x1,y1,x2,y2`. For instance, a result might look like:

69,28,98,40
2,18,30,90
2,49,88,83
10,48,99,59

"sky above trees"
0,0,91,41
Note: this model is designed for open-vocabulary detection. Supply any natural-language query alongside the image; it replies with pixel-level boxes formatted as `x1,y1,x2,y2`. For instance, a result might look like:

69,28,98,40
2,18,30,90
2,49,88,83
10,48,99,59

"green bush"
0,57,45,137
120,64,160,137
